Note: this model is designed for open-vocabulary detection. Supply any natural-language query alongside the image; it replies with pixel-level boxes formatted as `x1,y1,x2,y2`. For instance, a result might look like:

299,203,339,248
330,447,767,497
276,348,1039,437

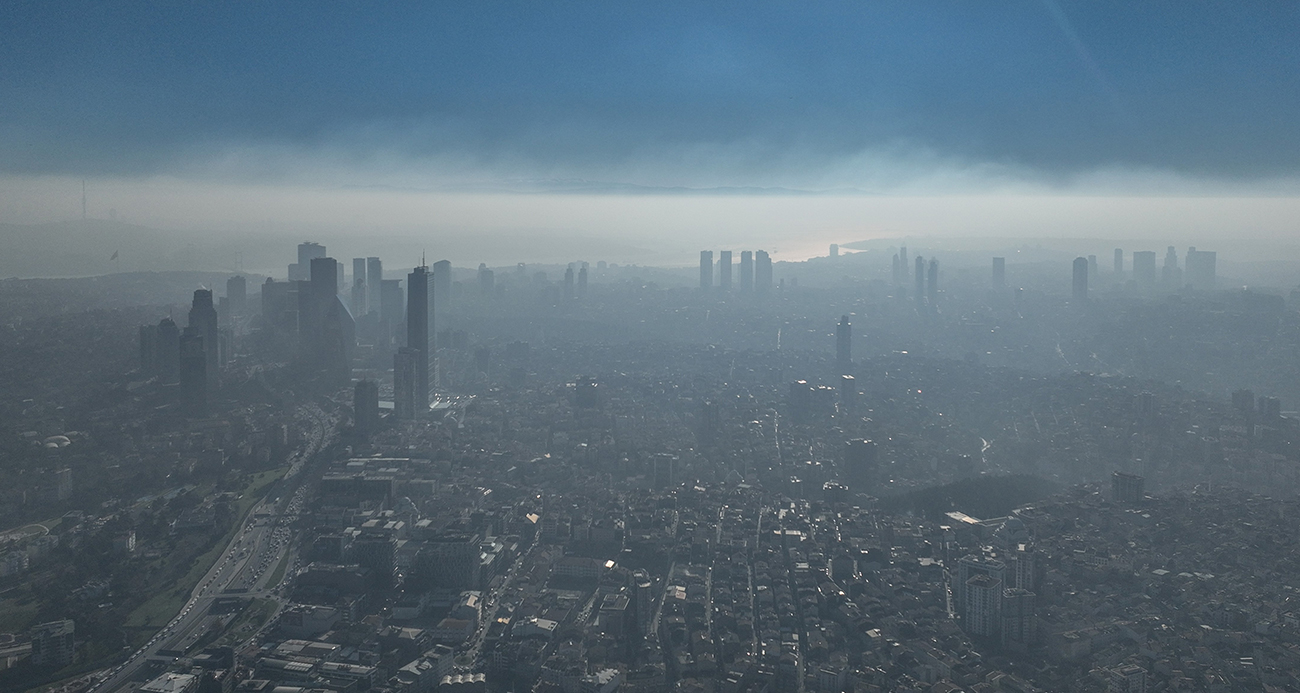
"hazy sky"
3,2,1300,261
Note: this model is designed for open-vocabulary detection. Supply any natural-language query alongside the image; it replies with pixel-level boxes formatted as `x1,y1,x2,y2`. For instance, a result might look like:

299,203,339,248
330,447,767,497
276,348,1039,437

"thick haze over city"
4,5,1300,693
4,3,1300,265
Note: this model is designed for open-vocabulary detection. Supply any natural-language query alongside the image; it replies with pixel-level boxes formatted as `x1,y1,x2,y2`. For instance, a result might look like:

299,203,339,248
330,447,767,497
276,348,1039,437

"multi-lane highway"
86,403,336,693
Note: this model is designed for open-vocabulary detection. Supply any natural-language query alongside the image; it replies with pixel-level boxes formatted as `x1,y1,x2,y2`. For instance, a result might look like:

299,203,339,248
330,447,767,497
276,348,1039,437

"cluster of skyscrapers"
138,242,455,420
1065,246,1217,301
698,250,772,292
138,277,245,410
889,246,940,305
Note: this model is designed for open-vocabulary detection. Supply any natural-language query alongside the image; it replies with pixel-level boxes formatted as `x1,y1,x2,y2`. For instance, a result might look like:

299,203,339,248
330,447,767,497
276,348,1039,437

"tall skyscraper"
304,256,335,342
354,379,380,436
407,264,433,412
577,264,588,298
927,259,938,303
433,259,451,311
992,257,1005,287
914,256,925,303
719,250,732,291
179,328,207,410
226,275,246,317
963,573,1002,638
188,289,219,379
366,257,383,315
305,256,353,380
1114,248,1124,276
1000,588,1036,649
1072,257,1088,301
755,250,772,293
1186,247,1216,290
1162,246,1181,286
351,258,368,316
699,250,713,291
290,241,326,281
899,246,908,274
477,263,494,295
892,253,902,285
739,251,754,292
836,315,851,372
393,347,419,420
564,266,575,301
1132,251,1157,284
380,278,404,342
829,243,839,257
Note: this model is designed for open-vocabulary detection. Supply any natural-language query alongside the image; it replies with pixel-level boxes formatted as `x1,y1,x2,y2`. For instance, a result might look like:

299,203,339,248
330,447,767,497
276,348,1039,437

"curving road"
86,403,336,693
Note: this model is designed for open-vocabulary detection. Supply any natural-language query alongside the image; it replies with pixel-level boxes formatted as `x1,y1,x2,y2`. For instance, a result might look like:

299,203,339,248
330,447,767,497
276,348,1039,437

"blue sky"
4,1,1299,187
3,2,1300,263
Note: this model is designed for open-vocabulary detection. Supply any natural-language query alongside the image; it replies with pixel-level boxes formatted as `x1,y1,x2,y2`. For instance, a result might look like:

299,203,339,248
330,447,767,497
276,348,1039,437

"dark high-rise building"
291,241,326,281
1132,251,1157,284
1001,588,1036,650
1186,247,1216,290
380,278,404,336
836,315,851,372
393,347,419,419
1162,246,1181,286
564,266,575,301
899,245,908,271
299,256,351,382
179,328,207,410
188,288,220,378
1072,257,1088,301
261,278,293,328
305,256,353,380
432,259,451,311
914,256,925,303
354,379,380,437
577,264,588,298
927,258,938,302
477,263,494,295
351,258,368,317
1114,248,1124,276
892,253,902,285
755,250,772,293
1111,471,1144,503
156,317,180,383
699,250,713,291
366,257,382,315
719,250,732,290
992,257,1005,287
739,251,754,292
407,265,433,411
830,243,839,257
29,620,75,668
226,275,246,317
302,256,336,345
